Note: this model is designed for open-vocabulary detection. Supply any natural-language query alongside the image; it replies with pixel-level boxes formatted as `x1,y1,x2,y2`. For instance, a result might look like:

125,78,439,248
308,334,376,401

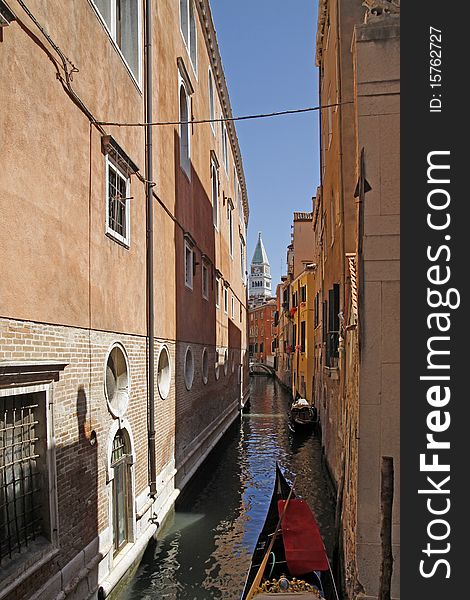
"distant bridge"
249,362,275,376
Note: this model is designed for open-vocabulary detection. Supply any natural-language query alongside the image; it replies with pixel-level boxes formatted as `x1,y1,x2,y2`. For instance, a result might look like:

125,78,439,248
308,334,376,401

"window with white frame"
0,390,55,568
92,0,141,83
202,262,209,300
180,0,197,73
221,116,228,172
106,156,131,246
184,241,194,289
215,276,220,308
211,159,219,229
224,286,228,313
179,83,191,176
208,69,215,132
231,295,235,319
228,201,234,258
240,236,245,280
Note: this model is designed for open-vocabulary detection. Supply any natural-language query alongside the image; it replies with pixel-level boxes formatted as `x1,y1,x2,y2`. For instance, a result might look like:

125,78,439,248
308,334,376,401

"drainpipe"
145,0,157,497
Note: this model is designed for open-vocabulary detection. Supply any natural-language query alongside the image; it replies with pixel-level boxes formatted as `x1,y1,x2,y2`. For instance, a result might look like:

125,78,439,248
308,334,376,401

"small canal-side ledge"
104,399,242,598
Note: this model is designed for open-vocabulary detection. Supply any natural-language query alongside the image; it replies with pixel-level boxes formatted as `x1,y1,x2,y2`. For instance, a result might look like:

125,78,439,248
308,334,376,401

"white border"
89,0,143,90
184,345,195,390
105,155,131,248
103,341,131,418
156,344,172,400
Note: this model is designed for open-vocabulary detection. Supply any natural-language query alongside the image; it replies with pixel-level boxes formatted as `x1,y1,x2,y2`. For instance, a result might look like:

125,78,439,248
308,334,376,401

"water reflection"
119,378,335,600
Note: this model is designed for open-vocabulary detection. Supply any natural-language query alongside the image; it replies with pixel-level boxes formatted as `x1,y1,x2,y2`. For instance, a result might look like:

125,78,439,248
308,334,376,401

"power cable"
95,102,354,127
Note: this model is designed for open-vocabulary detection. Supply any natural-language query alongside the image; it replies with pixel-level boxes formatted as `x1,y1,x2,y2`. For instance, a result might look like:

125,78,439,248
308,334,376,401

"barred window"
0,392,49,566
106,157,130,246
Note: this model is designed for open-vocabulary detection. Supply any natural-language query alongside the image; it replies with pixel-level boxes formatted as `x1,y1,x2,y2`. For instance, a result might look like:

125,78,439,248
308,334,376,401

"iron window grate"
0,396,42,564
108,165,128,239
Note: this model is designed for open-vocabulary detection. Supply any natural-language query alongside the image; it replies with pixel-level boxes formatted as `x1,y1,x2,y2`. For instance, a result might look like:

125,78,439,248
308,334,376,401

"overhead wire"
95,101,354,127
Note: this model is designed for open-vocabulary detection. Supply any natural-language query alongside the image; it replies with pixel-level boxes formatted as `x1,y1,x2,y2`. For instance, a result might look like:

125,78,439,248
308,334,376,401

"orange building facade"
248,300,277,367
0,1,248,598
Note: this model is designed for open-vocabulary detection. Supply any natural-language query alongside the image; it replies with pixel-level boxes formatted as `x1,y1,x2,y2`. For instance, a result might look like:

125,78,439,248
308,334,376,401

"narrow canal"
118,377,336,600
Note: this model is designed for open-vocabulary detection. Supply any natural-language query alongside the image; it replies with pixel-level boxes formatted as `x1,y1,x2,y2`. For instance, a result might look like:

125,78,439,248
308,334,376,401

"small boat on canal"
289,398,317,432
240,465,339,600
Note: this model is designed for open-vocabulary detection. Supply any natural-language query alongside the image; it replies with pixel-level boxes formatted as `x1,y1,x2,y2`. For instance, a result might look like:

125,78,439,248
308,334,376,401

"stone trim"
196,0,249,225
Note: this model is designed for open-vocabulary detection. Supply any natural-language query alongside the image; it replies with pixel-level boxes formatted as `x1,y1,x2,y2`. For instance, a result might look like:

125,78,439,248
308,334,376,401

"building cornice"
196,0,249,225
315,0,328,67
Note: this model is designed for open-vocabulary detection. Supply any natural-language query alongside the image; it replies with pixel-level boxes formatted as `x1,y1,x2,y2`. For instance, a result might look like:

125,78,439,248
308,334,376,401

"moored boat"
240,465,338,600
289,398,317,432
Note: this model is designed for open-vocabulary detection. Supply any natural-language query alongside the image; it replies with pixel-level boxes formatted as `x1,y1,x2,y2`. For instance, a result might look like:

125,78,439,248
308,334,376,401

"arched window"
208,69,215,132
111,429,132,555
179,84,190,175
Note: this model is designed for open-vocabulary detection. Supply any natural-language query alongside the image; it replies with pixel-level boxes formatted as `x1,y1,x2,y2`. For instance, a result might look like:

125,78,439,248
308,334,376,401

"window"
184,241,193,289
231,295,235,319
223,349,229,376
300,321,306,353
202,262,209,300
240,236,245,280
157,345,171,399
326,284,340,367
221,116,228,172
224,286,228,313
92,1,141,83
111,429,132,555
179,84,190,175
216,276,220,308
106,156,130,246
208,69,215,132
327,95,333,148
228,202,234,257
300,285,307,303
202,348,209,384
179,0,188,45
0,391,54,568
184,346,194,390
105,343,130,417
314,292,319,328
211,160,219,229
180,0,197,72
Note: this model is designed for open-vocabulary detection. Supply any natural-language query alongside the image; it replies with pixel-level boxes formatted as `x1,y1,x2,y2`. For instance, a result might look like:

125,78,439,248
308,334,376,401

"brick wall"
0,317,175,598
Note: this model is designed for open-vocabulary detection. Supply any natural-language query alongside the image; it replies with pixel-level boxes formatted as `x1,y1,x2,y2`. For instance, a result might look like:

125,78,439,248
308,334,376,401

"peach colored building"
0,1,248,598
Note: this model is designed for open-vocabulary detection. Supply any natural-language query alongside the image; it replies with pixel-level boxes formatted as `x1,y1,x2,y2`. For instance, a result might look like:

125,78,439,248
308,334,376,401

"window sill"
106,229,130,249
0,541,59,599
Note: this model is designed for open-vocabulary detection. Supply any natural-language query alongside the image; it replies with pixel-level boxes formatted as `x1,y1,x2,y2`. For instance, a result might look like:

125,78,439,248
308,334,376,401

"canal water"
119,377,336,600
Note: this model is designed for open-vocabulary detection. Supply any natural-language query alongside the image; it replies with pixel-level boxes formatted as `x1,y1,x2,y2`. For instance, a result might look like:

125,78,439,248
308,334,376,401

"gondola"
240,465,339,600
289,398,317,432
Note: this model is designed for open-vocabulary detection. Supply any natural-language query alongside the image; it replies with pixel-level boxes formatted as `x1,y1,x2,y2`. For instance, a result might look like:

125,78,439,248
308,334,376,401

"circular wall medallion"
157,345,171,399
184,345,194,390
223,349,229,376
202,348,209,384
105,343,130,418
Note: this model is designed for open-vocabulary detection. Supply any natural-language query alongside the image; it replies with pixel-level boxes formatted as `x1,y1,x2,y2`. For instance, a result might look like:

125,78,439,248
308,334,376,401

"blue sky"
210,0,320,289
